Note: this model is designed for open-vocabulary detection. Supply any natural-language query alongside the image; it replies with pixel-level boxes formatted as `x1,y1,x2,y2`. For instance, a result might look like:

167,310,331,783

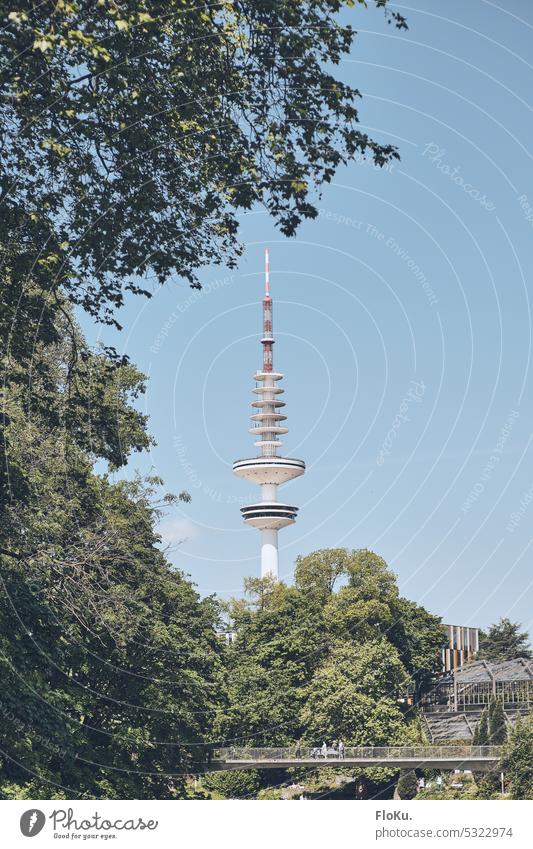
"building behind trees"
420,659,533,742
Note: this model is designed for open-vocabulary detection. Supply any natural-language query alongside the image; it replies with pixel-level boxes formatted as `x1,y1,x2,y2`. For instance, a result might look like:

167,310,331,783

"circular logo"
20,810,46,837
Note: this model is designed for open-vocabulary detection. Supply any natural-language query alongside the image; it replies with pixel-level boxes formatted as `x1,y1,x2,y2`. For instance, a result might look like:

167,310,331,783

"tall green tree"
488,699,507,745
217,577,324,744
221,549,442,749
296,548,445,691
0,311,224,799
473,710,489,746
478,619,532,662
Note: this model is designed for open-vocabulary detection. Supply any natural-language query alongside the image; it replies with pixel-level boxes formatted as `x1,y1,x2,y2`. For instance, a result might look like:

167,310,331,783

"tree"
302,687,406,746
397,770,418,800
295,548,402,642
478,619,532,662
1,474,226,799
0,311,225,799
311,639,410,702
501,714,533,800
0,0,406,328
295,548,445,691
217,579,324,745
221,548,444,751
473,700,508,747
488,699,507,746
472,700,506,797
294,547,353,600
300,640,410,744
389,597,447,695
473,710,489,746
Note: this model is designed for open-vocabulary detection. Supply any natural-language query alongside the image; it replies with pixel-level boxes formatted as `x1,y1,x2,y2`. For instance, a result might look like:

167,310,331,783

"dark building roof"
423,713,475,741
439,657,533,685
423,709,529,742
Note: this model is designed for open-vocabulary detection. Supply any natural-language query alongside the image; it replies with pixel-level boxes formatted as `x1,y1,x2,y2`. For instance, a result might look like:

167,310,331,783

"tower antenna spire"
265,247,270,297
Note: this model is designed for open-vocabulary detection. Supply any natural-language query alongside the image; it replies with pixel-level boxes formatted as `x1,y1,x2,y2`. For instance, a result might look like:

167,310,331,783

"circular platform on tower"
240,502,299,529
233,457,305,484
253,386,284,395
254,371,284,381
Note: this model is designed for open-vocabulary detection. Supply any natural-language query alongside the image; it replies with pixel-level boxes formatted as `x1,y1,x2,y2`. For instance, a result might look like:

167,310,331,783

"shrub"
397,770,418,800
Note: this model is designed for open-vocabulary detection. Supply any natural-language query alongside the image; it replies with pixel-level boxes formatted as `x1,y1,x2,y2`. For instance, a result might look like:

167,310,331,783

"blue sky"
84,1,533,637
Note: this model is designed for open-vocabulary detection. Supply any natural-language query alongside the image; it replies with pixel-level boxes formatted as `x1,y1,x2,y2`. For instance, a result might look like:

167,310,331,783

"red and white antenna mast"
262,248,274,373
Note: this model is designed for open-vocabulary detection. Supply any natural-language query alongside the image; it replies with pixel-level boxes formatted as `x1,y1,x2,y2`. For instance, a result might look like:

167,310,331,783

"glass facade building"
442,623,479,672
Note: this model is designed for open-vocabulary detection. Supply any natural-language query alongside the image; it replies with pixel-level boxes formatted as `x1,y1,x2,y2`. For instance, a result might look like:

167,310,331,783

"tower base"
261,528,279,579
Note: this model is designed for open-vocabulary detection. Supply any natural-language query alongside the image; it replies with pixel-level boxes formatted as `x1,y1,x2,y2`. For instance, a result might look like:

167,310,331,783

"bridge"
210,745,502,773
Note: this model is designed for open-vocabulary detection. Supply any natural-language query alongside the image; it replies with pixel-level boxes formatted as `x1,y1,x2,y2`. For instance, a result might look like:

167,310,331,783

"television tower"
233,250,305,579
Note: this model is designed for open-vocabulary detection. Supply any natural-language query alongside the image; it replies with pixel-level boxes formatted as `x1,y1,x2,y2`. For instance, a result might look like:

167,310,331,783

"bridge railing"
213,745,502,762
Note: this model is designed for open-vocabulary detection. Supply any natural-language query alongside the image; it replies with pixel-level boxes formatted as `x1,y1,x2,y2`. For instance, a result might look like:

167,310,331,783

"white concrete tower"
233,250,305,579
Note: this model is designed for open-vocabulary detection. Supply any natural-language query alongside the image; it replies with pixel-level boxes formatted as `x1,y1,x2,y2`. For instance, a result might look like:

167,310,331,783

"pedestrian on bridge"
339,740,345,759
321,741,327,759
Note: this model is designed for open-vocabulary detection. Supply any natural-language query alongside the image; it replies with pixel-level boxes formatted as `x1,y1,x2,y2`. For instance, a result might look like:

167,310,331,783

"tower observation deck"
232,250,305,579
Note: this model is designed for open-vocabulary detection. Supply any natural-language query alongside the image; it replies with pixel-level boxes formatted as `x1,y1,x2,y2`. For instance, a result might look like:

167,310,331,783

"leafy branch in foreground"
1,0,406,325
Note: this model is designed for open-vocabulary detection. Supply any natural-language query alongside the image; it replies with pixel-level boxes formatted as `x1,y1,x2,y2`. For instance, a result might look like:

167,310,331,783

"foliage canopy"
219,548,444,750
478,619,532,662
1,0,406,326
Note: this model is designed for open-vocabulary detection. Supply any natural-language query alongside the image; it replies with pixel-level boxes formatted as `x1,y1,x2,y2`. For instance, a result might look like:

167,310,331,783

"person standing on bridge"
339,740,345,759
321,741,327,759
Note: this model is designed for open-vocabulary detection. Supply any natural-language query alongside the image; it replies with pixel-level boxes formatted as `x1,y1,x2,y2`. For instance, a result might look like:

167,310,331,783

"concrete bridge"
210,745,502,773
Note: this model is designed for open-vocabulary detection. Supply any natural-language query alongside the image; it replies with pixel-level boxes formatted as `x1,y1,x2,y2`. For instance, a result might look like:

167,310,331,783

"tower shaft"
261,529,279,578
